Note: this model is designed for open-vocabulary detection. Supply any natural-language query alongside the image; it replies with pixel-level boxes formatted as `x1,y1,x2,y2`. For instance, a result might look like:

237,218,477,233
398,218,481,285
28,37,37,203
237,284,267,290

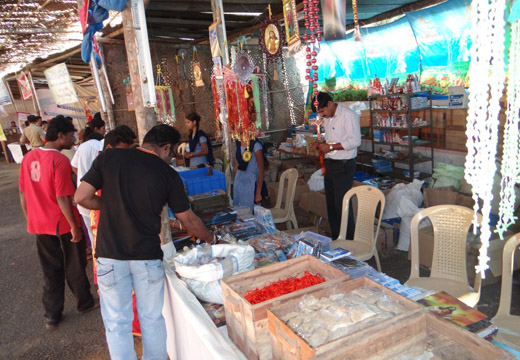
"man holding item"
75,124,215,360
313,92,361,240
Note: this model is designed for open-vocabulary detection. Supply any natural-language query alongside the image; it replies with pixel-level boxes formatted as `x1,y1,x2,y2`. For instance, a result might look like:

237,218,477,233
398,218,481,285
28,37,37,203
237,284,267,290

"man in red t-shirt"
19,116,96,330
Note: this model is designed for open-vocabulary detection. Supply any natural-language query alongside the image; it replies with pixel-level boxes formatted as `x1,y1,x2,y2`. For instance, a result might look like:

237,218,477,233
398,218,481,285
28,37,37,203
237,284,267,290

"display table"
163,259,246,360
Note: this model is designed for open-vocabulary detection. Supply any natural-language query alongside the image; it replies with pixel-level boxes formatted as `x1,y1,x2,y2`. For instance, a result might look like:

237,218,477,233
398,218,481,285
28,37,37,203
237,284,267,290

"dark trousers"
36,233,94,321
324,158,357,240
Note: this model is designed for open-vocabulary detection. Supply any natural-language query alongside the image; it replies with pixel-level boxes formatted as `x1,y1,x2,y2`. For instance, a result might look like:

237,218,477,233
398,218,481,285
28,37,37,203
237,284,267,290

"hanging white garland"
497,20,520,238
281,53,297,125
464,0,506,277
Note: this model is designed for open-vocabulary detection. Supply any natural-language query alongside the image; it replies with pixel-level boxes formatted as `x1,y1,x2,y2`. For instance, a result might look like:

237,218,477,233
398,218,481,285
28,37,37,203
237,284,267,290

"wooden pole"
122,0,156,143
26,70,42,116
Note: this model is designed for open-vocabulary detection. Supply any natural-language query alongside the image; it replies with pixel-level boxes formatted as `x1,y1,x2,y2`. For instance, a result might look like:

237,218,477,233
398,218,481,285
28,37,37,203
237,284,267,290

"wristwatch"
329,144,334,152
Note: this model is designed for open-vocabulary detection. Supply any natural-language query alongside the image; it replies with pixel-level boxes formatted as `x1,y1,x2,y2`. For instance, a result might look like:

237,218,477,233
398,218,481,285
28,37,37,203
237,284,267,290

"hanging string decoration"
210,76,222,140
302,0,322,112
154,64,176,124
281,54,297,125
496,19,520,238
464,0,506,277
224,69,259,159
352,0,362,41
262,52,271,130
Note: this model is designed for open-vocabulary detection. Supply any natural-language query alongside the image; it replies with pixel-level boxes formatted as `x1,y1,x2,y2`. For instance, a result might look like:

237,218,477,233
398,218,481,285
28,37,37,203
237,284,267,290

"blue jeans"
97,258,167,360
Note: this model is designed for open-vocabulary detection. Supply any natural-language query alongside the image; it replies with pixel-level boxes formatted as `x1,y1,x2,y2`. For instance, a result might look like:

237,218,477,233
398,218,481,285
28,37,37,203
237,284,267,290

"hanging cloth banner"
16,72,33,100
44,63,79,105
320,0,346,41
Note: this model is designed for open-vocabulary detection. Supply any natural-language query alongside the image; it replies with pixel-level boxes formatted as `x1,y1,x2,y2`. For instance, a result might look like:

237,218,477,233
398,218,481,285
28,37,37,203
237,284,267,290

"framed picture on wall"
283,0,300,49
259,18,285,61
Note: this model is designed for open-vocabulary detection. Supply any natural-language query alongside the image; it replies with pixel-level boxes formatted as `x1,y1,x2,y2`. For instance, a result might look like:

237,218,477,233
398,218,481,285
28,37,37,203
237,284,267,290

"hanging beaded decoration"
262,52,271,130
464,0,506,276
154,64,176,124
352,0,362,41
302,0,322,110
496,19,520,238
281,54,297,125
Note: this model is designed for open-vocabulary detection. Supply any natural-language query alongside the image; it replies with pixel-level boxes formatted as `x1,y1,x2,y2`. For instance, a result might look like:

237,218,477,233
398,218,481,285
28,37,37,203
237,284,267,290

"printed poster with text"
44,63,79,105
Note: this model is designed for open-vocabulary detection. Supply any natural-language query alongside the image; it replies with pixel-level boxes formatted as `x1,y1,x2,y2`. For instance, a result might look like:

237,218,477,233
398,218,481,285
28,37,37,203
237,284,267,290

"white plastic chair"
492,232,520,351
270,168,298,229
405,205,482,307
331,185,385,272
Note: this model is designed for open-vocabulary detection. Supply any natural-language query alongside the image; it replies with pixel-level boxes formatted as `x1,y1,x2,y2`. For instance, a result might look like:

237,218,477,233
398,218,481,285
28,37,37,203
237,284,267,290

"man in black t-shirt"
75,125,214,360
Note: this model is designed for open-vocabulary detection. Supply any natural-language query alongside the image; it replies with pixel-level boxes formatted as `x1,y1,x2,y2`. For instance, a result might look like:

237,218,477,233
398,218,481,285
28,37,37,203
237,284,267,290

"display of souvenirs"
280,287,407,347
368,74,421,96
218,219,264,241
373,114,428,128
244,270,325,305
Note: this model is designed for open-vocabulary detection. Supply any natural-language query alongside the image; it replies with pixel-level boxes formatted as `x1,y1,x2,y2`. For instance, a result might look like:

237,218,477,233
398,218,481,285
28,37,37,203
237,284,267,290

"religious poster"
0,79,12,106
259,18,285,61
320,0,346,41
16,72,33,100
283,0,301,50
44,63,79,105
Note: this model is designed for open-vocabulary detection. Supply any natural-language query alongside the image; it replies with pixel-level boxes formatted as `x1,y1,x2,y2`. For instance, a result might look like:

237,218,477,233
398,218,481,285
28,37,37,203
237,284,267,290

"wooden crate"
445,128,467,152
221,255,348,360
267,277,424,360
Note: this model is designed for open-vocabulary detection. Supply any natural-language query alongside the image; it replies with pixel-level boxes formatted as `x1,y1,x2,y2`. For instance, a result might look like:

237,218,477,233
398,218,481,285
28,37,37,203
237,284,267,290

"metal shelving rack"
369,90,434,181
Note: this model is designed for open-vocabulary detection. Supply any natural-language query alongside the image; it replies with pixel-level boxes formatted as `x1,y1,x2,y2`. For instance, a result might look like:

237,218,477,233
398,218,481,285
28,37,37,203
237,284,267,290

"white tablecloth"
163,259,246,360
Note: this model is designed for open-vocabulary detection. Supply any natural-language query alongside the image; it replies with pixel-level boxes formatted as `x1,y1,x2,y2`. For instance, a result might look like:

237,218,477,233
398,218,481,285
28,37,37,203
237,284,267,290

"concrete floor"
1,159,518,359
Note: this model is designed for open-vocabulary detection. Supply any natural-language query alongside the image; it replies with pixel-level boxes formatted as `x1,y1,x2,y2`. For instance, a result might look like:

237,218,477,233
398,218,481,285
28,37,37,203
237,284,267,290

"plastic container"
178,167,226,196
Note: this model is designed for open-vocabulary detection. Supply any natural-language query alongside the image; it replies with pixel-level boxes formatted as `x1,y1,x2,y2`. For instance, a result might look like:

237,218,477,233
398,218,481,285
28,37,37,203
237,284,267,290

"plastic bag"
431,163,465,191
383,180,424,220
173,244,255,303
308,169,325,192
349,101,367,116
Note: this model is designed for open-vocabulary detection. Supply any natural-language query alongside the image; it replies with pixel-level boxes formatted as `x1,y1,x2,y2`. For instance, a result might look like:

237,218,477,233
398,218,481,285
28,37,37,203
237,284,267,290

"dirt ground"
1,159,518,359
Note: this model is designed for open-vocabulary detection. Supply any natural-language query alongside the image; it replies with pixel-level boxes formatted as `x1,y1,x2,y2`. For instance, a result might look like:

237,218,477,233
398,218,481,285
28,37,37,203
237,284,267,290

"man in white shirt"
71,137,104,245
314,92,361,240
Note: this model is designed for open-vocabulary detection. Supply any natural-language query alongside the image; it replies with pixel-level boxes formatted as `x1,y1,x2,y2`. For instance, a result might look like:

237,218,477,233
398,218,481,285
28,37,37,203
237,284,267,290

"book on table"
417,291,497,339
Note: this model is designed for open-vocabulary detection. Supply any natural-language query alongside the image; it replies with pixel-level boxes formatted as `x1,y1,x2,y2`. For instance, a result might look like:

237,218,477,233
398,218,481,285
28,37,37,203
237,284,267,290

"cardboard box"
423,187,474,209
448,86,469,108
445,129,467,152
360,109,370,127
447,109,468,128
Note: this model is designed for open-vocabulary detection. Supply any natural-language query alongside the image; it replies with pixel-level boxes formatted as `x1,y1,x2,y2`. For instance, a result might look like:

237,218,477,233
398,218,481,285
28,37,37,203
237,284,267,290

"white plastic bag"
382,180,424,251
174,244,255,303
307,169,325,192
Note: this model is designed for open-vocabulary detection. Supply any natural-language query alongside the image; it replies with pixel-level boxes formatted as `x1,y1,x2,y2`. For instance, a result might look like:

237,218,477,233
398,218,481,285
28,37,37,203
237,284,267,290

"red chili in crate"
244,271,325,305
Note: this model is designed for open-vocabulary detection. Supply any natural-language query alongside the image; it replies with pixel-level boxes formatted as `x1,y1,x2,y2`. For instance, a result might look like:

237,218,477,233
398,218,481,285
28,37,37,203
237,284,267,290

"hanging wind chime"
464,0,506,277
496,14,520,238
